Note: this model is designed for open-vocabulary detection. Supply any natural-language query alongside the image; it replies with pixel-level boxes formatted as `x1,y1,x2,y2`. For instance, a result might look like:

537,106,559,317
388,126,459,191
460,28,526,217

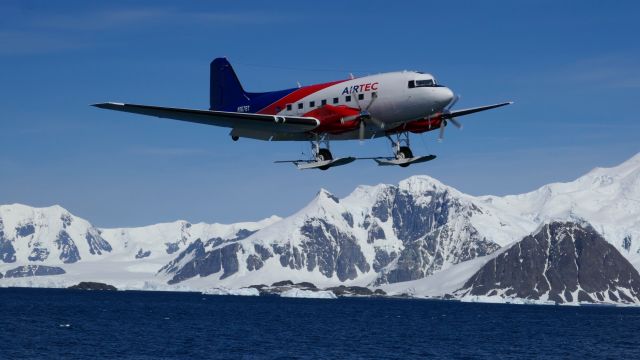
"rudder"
210,58,248,111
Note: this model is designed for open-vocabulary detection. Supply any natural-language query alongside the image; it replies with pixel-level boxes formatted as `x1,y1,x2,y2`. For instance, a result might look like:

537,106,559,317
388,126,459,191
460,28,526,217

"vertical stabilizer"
210,58,248,111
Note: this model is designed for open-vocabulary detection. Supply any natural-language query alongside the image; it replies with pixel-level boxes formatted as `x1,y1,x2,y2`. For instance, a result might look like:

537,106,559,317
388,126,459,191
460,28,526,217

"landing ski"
372,154,437,167
275,157,357,170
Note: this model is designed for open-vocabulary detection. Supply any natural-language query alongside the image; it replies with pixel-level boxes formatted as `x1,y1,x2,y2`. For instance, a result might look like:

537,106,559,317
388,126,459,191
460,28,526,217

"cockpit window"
408,79,438,88
415,79,434,87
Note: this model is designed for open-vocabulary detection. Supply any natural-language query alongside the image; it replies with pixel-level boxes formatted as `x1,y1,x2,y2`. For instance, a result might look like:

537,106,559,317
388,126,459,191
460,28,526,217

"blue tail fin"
210,58,248,111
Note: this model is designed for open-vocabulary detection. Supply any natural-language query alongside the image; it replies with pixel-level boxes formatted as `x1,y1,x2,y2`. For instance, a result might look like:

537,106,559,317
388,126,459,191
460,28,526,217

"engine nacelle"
388,115,444,134
304,105,362,134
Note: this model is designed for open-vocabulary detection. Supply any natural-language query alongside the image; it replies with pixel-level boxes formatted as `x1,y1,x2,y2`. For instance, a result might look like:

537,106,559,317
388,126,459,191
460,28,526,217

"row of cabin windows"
285,92,375,111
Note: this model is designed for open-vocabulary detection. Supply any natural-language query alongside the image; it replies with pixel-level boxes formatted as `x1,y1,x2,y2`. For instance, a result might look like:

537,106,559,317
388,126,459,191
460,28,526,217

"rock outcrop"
4,265,66,278
68,282,117,291
457,222,640,304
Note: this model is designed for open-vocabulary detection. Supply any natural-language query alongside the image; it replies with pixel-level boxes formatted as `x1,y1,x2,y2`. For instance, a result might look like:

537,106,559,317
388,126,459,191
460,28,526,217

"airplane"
93,58,512,170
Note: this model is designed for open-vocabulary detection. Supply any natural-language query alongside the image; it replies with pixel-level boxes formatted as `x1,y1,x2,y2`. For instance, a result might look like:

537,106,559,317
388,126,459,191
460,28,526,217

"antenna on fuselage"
297,81,302,88
349,73,355,80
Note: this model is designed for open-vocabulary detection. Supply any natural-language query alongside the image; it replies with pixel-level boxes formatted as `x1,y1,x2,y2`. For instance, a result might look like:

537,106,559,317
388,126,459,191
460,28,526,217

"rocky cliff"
457,222,640,304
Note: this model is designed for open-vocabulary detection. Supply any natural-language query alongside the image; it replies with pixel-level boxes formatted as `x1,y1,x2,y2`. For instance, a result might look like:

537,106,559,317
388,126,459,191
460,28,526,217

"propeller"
438,94,463,142
353,92,384,141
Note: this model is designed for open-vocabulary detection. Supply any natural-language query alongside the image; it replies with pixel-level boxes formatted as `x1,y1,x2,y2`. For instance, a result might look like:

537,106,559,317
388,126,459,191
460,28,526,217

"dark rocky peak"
370,176,473,233
458,221,640,304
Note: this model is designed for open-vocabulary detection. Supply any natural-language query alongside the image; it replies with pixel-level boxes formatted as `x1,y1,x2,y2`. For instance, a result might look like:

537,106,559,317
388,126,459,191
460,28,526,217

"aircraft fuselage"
231,71,454,141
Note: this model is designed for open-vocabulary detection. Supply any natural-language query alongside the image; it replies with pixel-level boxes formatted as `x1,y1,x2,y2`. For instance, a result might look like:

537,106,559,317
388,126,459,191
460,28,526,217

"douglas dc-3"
94,58,512,170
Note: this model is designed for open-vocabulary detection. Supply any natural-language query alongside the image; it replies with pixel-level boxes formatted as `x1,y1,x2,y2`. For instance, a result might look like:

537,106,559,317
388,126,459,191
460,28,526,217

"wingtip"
91,102,125,109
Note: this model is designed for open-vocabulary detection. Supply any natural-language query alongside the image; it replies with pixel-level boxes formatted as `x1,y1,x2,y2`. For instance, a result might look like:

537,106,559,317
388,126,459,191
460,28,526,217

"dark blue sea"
1,288,639,359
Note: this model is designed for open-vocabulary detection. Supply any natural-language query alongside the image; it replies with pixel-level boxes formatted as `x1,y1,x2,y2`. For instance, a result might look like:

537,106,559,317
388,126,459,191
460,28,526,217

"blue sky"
1,0,639,227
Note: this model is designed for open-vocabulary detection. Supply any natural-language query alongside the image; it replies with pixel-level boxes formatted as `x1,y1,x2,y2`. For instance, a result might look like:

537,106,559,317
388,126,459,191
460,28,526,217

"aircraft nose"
439,87,454,108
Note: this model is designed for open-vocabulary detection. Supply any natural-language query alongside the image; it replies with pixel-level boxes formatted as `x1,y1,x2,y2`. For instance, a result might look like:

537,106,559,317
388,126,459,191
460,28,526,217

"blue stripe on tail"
210,58,297,113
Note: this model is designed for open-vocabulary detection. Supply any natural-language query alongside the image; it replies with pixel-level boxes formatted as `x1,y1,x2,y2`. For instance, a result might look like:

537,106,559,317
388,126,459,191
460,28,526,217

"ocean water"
1,288,639,359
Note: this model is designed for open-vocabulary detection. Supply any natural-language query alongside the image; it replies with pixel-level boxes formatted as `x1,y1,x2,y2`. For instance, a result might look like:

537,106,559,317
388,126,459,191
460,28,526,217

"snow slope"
1,152,639,306
0,204,280,289
478,152,640,268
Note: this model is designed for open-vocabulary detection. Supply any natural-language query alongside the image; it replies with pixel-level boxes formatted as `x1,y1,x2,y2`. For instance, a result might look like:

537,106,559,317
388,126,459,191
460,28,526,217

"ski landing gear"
373,132,436,167
275,134,356,170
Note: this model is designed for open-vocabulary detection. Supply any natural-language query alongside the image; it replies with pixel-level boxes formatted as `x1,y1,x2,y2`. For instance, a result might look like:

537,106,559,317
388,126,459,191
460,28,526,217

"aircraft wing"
92,102,320,133
442,101,513,119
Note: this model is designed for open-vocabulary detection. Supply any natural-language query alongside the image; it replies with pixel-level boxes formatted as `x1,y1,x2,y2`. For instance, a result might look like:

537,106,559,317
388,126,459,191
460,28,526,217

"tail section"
210,58,249,111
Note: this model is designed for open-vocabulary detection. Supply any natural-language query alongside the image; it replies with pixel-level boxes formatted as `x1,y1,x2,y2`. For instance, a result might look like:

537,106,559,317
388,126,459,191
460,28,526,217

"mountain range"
1,153,639,305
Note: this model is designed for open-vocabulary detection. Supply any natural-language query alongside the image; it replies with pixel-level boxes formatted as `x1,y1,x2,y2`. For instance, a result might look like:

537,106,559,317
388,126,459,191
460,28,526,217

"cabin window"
358,94,364,100
286,104,292,111
408,80,415,88
298,103,303,110
309,101,315,108
345,95,351,102
321,99,327,106
333,97,339,104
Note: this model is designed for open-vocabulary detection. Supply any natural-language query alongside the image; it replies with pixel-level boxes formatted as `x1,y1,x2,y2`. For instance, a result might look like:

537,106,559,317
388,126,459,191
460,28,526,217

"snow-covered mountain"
157,176,521,289
1,152,639,305
457,221,640,304
478,152,640,269
0,204,280,289
0,204,111,265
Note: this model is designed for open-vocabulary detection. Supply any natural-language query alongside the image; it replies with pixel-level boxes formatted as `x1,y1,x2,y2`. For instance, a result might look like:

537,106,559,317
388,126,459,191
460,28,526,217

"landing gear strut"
372,131,435,167
275,133,355,170
310,134,333,170
387,132,413,167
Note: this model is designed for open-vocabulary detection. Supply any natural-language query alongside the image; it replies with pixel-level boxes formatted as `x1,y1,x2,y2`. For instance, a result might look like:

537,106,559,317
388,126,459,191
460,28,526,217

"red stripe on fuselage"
256,79,349,115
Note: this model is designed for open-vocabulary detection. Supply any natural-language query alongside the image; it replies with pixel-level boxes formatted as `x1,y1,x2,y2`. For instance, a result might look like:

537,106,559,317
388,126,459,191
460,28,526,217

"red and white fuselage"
248,71,454,140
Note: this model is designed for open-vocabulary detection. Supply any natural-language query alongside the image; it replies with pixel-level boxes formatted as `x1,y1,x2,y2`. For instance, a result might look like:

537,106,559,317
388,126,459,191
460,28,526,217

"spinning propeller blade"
438,94,463,141
449,118,463,129
355,91,383,143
